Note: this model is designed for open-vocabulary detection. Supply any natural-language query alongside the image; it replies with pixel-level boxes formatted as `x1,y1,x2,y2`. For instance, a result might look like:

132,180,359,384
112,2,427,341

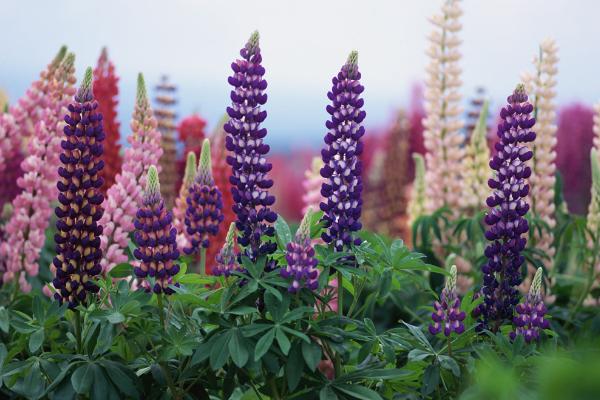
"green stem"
335,271,343,378
200,248,207,276
447,337,452,357
74,310,82,354
157,293,166,330
268,377,281,400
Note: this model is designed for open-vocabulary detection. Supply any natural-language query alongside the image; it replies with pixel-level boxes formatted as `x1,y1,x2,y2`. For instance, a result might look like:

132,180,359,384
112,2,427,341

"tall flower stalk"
320,50,365,252
423,0,465,214
183,139,224,274
0,53,76,291
53,67,105,307
224,31,278,263
100,74,163,272
174,151,196,249
1,46,67,206
302,157,324,215
213,222,240,277
93,47,121,193
461,100,491,211
408,153,426,228
523,39,559,267
133,166,180,294
429,265,465,338
480,85,536,330
154,75,178,209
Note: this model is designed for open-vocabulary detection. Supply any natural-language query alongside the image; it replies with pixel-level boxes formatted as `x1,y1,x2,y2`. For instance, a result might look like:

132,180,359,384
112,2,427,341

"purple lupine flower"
281,209,319,293
320,51,366,252
510,267,550,342
213,222,241,277
480,84,536,329
133,166,180,294
53,67,105,308
183,138,224,255
429,265,466,336
224,31,278,263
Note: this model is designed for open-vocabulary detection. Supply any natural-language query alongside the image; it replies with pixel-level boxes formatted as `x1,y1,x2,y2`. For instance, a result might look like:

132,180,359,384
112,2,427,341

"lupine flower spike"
588,149,600,243
429,265,465,336
281,209,319,293
302,157,324,215
1,53,76,291
225,31,278,262
524,39,559,268
510,267,550,342
480,85,536,330
183,139,224,256
462,100,491,211
407,153,426,227
174,151,197,249
53,67,105,307
320,50,366,252
99,73,163,272
423,0,465,214
133,166,180,294
213,222,241,277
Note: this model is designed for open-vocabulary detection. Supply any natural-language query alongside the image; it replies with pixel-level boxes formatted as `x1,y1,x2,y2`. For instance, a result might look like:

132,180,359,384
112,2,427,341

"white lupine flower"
522,38,559,268
423,0,465,215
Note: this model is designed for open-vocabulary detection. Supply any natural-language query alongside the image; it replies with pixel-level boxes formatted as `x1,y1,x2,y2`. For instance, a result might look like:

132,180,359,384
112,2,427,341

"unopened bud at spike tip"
196,138,213,186
75,67,94,102
136,73,148,106
183,152,197,187
145,166,161,202
52,45,68,68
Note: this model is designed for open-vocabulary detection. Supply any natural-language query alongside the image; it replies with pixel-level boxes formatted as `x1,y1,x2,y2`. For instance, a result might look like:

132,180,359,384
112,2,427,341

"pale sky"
0,0,597,150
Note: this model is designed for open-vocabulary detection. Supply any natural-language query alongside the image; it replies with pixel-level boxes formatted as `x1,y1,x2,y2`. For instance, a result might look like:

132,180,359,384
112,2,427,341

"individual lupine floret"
480,85,536,330
224,31,278,262
174,151,196,248
462,100,491,211
429,265,465,336
523,39,559,267
510,267,550,342
422,0,465,214
99,74,163,272
281,209,319,292
320,51,366,252
183,139,224,255
213,222,241,277
407,153,426,227
52,67,105,307
133,166,180,294
302,157,324,215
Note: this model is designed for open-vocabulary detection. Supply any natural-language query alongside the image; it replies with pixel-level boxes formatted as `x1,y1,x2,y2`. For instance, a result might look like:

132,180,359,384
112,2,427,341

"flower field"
1,1,600,399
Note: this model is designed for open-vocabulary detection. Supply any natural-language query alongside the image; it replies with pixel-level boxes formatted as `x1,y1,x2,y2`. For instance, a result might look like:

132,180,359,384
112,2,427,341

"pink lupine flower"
302,157,324,215
174,151,197,249
0,54,76,290
99,74,163,272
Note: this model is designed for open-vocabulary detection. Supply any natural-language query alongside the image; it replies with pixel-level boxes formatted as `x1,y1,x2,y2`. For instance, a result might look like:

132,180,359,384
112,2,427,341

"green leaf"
439,355,460,377
210,331,232,370
92,365,109,400
286,345,303,391
71,363,97,394
241,323,273,337
173,262,188,282
275,216,293,247
0,307,9,333
106,311,125,324
28,328,44,353
320,386,338,400
108,263,133,279
229,329,249,368
254,328,275,361
177,273,215,285
302,341,322,372
421,363,440,396
334,384,383,400
275,327,290,355
101,360,138,397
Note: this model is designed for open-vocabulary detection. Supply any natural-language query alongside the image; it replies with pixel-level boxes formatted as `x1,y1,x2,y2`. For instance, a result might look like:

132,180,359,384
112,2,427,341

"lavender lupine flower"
320,51,365,252
480,85,536,329
214,222,241,277
281,209,319,293
225,31,277,262
510,267,550,342
183,139,224,255
429,265,466,336
133,166,180,294
53,67,105,307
